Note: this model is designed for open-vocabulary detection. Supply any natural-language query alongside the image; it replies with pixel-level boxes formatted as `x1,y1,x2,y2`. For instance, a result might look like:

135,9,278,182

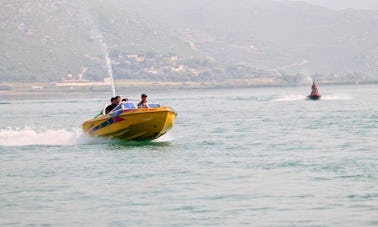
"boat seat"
123,102,137,110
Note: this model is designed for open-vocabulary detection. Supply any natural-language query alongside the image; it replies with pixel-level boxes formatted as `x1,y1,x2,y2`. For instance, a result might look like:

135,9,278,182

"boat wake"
321,94,353,100
272,95,306,102
0,127,173,147
0,127,88,146
272,94,353,102
154,133,173,142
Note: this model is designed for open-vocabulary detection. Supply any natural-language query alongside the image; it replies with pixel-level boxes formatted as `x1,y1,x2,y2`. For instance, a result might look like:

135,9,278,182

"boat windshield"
109,102,136,114
108,102,161,114
147,104,161,108
123,102,137,109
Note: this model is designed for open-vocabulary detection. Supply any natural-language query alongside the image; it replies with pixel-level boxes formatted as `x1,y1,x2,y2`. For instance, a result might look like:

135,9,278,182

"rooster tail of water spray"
0,128,89,146
99,38,116,97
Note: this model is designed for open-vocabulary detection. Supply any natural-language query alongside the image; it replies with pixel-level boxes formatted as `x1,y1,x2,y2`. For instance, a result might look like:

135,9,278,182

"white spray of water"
0,128,87,146
272,94,353,102
321,94,353,100
79,6,116,97
154,133,173,142
305,75,313,83
97,33,116,97
0,127,173,147
273,95,306,102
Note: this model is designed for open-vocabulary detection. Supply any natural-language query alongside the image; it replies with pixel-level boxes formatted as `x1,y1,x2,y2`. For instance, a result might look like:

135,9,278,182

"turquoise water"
1,85,377,226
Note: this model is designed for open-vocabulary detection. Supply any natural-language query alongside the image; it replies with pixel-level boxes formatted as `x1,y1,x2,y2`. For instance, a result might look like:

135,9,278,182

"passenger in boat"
115,96,121,105
105,97,117,114
311,81,319,96
120,98,129,110
138,93,148,108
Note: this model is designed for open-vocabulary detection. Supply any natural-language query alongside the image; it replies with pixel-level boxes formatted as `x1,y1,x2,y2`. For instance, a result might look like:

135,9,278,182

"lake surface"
1,85,377,226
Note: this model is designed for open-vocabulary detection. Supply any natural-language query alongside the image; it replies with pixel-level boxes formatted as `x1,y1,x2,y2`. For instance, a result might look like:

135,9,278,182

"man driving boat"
105,97,117,114
138,93,148,108
311,81,319,96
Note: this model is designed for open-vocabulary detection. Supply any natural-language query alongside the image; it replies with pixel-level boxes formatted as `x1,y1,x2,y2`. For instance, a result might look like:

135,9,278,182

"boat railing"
107,102,162,115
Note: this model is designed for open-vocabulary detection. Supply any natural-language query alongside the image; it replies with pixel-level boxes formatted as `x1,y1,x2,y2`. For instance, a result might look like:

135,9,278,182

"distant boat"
82,102,177,141
308,82,321,100
307,93,321,100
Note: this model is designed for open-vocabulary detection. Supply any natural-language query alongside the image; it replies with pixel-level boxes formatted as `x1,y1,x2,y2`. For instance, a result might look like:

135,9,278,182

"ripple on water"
1,86,378,226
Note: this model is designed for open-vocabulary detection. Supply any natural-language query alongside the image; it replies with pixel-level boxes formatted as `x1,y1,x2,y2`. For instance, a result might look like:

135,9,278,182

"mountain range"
1,0,377,83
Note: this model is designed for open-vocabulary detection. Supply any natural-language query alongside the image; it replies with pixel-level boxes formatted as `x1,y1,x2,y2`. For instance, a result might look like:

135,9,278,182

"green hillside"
1,0,377,83
128,0,378,75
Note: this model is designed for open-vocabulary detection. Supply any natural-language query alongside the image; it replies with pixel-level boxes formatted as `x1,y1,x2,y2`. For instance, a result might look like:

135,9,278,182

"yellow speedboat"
82,103,177,141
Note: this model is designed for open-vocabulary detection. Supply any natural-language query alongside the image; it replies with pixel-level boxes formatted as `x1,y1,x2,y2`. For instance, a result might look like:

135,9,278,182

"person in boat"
105,97,117,114
138,93,149,108
115,96,121,105
311,81,319,96
120,98,129,110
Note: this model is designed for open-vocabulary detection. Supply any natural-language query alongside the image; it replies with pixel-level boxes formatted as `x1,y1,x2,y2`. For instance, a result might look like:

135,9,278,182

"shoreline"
1,80,377,98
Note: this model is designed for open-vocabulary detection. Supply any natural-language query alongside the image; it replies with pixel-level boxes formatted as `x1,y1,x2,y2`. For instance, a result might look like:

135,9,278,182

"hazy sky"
283,0,378,10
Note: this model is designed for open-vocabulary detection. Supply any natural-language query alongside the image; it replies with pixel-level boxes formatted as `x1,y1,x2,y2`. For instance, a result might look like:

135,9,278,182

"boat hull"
307,94,321,100
82,107,176,141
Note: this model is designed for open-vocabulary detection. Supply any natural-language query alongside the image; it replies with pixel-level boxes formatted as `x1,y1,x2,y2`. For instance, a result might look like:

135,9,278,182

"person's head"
122,98,128,102
141,93,148,101
115,96,121,104
110,97,116,104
